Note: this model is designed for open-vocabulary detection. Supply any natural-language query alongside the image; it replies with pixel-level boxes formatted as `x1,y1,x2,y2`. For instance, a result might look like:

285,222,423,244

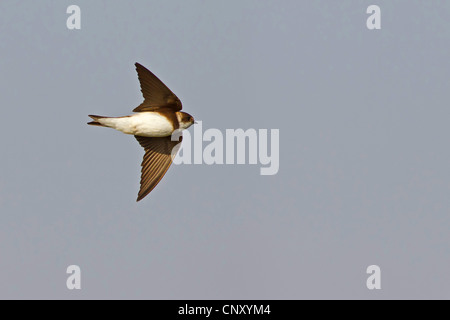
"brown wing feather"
133,63,182,112
135,135,182,201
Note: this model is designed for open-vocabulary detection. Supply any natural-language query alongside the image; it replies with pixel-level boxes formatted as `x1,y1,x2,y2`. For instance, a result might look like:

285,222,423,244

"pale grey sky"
0,0,449,299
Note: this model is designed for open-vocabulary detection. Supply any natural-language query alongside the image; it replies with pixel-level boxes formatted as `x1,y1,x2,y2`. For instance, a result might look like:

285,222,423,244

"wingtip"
136,191,145,202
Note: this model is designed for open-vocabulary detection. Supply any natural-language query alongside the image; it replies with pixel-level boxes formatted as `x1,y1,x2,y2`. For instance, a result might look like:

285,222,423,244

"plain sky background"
0,0,449,299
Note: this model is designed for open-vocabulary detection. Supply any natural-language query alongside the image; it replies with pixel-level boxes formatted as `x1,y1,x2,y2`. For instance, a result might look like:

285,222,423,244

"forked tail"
87,115,108,127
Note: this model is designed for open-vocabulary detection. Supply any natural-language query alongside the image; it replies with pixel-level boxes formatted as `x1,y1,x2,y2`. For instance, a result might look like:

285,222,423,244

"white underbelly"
100,112,174,137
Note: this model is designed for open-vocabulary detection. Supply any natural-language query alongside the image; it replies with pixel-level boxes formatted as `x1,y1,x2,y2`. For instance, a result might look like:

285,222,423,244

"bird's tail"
87,115,108,127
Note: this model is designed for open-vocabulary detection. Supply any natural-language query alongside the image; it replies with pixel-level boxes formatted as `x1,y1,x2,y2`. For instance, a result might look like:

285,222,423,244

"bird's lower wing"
134,135,182,201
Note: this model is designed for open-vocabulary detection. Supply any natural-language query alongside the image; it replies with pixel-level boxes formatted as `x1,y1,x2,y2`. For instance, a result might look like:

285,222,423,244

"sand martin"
88,63,195,201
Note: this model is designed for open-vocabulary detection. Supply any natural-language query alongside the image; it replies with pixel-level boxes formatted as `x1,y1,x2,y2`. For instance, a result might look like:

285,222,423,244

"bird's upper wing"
133,63,182,112
134,135,182,201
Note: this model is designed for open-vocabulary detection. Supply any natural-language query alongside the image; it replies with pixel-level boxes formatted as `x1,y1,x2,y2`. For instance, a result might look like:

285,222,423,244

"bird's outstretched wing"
133,63,182,112
134,135,182,201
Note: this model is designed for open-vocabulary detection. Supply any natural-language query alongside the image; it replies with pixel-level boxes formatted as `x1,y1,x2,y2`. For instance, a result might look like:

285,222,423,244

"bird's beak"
194,121,198,124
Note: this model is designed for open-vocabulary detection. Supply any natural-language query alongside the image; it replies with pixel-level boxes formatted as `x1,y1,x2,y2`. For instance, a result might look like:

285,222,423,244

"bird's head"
176,112,195,129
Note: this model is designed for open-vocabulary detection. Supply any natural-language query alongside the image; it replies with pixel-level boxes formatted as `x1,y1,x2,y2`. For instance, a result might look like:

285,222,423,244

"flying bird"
88,63,195,201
